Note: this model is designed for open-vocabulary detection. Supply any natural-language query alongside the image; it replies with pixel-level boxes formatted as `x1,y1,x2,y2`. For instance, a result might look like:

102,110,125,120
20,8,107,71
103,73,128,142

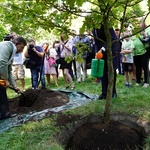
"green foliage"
75,41,90,62
0,0,149,42
0,25,7,41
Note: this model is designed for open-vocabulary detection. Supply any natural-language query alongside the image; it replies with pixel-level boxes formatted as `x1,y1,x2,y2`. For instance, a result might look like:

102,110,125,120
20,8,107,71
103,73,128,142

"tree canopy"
0,0,149,39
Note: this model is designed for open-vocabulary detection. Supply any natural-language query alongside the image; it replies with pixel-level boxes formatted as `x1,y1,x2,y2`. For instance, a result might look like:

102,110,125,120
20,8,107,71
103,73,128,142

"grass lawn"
0,73,150,149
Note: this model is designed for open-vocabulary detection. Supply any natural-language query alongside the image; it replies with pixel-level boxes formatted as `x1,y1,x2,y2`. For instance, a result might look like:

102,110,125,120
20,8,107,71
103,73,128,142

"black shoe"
97,94,106,100
5,113,17,118
112,93,117,98
0,113,17,120
10,114,17,118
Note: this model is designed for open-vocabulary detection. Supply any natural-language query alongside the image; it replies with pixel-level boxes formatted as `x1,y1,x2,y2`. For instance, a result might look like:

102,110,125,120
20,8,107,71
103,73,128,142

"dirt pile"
55,114,146,150
8,89,69,115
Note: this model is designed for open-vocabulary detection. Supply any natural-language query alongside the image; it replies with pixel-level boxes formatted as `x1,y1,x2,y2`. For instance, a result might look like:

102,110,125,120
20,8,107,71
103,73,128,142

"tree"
0,24,8,41
0,0,149,125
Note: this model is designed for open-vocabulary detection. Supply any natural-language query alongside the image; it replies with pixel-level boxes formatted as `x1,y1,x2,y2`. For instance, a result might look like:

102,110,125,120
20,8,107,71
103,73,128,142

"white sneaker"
142,83,149,88
135,83,140,86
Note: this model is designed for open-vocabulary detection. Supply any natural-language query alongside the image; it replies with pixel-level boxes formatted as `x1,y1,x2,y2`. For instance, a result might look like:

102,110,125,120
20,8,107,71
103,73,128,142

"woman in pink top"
43,43,58,87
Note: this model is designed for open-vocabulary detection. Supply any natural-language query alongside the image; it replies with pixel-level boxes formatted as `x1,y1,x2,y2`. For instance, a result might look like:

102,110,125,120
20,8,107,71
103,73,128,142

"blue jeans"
30,66,46,89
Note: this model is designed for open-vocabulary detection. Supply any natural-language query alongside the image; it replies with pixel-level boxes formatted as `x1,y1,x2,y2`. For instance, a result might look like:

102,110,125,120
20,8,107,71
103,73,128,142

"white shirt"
13,53,23,65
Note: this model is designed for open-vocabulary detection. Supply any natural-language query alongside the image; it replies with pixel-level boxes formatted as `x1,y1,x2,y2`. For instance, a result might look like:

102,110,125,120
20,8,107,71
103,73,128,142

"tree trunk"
103,17,114,125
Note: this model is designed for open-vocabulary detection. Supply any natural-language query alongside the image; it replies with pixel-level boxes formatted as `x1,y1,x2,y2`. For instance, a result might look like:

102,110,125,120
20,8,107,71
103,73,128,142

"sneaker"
142,83,149,88
135,83,140,86
128,84,132,88
124,82,129,87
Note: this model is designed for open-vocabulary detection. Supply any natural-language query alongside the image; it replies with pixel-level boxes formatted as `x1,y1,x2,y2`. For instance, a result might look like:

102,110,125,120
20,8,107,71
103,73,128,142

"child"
120,32,134,87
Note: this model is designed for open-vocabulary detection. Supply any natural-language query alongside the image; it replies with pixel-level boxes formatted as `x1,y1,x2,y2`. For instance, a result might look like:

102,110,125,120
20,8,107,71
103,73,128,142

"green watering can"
91,59,104,77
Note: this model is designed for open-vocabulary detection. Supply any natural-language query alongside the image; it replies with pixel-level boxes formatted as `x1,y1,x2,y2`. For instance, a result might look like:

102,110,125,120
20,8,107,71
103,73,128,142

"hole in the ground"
55,114,148,150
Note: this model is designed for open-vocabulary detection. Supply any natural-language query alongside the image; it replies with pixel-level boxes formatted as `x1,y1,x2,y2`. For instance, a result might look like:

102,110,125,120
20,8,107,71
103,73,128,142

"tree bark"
103,16,114,125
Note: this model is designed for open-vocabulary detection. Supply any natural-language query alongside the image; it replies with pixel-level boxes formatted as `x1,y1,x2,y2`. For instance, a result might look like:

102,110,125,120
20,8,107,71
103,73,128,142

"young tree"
0,0,149,124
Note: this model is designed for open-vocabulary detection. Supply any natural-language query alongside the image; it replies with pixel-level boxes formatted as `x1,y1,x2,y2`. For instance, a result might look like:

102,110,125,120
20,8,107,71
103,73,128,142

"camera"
3,34,13,41
28,44,34,51
142,35,150,43
55,40,59,43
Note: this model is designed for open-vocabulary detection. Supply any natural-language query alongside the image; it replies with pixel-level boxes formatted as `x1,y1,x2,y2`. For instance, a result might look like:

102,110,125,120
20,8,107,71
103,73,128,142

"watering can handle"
96,59,100,72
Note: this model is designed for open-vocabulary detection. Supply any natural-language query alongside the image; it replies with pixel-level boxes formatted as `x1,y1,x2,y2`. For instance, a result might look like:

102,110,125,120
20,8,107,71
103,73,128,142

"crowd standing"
1,19,150,119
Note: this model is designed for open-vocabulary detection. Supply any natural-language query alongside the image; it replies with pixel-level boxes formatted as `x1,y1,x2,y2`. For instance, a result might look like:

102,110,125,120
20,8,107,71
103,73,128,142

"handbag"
47,56,56,67
23,57,36,68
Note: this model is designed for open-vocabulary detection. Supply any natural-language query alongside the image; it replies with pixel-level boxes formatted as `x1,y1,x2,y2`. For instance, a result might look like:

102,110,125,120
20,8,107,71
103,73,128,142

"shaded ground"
8,89,146,149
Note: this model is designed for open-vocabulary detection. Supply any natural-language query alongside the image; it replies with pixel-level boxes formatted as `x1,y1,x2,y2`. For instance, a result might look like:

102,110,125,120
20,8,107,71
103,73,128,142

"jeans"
76,58,87,82
30,66,46,89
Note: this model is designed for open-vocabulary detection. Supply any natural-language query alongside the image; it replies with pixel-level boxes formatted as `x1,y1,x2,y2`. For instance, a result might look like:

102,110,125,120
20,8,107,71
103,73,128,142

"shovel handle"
0,79,6,86
9,86,19,93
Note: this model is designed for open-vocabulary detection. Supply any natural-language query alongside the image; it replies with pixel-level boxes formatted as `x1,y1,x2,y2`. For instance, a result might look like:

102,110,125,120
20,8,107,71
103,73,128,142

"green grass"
1,73,150,149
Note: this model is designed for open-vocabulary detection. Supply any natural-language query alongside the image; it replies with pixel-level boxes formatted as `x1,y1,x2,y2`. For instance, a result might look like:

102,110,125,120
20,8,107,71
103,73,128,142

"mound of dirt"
67,121,144,150
8,89,69,115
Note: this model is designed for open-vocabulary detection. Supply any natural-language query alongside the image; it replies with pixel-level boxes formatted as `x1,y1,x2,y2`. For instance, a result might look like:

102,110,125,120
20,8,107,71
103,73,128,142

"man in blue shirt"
24,39,46,89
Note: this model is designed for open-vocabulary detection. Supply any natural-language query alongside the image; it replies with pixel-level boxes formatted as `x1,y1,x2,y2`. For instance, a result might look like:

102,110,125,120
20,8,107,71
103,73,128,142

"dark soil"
56,114,146,150
8,88,69,114
66,121,144,150
8,89,146,149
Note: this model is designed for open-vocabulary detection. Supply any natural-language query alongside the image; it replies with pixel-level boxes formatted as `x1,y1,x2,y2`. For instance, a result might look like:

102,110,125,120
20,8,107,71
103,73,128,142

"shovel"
9,86,25,97
0,79,25,97
0,79,26,106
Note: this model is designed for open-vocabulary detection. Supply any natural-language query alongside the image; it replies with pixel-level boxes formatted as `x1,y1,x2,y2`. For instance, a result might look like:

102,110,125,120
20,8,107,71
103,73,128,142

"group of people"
1,19,150,119
118,21,150,90
93,20,150,100
22,31,94,90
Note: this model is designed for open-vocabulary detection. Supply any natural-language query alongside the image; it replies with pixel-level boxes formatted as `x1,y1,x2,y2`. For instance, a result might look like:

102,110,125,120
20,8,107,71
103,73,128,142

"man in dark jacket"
92,24,119,99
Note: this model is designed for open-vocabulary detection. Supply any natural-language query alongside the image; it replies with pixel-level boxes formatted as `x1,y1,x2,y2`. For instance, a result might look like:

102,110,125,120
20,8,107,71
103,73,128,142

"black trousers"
133,52,149,83
101,60,117,95
0,85,10,119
